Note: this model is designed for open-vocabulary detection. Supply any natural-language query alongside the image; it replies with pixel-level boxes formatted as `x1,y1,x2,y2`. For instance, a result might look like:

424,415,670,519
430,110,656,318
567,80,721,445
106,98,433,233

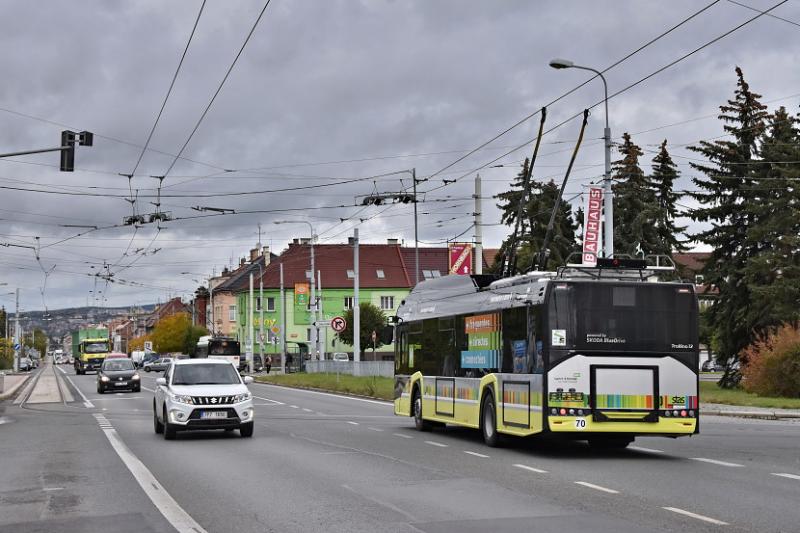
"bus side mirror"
380,325,394,344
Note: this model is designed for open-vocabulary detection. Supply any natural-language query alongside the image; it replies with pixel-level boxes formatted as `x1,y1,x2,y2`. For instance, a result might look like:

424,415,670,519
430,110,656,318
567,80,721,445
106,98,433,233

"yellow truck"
72,328,111,374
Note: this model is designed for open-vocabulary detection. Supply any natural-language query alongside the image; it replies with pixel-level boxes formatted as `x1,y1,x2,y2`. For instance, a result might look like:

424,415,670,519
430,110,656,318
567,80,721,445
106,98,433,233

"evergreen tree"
649,140,687,255
495,159,577,273
742,107,800,331
687,67,769,386
611,132,661,256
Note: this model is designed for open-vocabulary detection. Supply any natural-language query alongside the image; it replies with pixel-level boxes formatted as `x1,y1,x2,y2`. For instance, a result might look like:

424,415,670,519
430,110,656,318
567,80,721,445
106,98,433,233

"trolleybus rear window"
548,283,697,354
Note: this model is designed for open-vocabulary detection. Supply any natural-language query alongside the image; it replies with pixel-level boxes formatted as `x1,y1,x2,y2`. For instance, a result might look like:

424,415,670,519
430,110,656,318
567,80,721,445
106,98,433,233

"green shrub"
741,323,800,398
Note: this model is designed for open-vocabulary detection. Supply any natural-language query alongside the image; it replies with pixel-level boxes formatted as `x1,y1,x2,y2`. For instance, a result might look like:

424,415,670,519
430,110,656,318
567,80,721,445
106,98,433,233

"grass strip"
700,381,800,410
256,373,394,401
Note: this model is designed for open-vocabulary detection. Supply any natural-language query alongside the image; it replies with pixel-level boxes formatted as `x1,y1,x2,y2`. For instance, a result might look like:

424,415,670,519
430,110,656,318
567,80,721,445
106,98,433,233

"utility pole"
413,168,419,286
280,262,286,373
474,174,483,275
310,235,317,361
317,270,325,361
248,273,254,373
13,289,20,372
353,229,360,363
259,262,264,371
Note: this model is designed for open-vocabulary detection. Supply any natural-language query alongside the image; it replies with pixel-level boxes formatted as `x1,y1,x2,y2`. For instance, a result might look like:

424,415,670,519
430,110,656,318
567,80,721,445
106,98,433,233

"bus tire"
413,387,432,432
481,393,500,447
589,436,633,450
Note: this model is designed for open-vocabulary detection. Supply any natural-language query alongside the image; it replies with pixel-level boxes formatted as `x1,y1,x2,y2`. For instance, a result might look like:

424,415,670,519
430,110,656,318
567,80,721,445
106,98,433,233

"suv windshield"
103,360,134,371
172,364,241,385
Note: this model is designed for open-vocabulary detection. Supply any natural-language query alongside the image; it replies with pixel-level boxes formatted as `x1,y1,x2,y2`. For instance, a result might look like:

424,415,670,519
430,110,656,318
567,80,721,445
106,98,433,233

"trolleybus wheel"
481,393,500,447
413,387,432,432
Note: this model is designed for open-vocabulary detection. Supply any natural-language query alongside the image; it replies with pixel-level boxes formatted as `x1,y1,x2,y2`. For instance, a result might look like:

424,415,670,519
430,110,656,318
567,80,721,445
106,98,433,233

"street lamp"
549,58,614,258
181,271,215,334
274,220,318,360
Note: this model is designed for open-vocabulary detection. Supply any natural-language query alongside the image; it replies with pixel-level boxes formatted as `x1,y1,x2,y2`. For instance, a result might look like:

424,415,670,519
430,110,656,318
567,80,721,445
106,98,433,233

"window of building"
306,328,312,341
305,270,312,280
267,297,275,312
432,270,442,278
346,269,355,279
256,297,262,311
695,274,704,285
214,305,222,321
344,296,353,310
380,296,394,310
376,269,385,279
228,305,236,322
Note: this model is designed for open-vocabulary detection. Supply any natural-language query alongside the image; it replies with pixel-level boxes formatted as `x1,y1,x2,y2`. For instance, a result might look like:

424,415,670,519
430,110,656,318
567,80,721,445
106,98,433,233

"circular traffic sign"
331,316,347,333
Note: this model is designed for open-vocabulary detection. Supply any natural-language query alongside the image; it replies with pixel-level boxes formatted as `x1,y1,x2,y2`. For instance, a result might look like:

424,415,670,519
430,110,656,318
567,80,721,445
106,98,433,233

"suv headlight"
170,394,194,405
100,376,110,382
234,392,252,403
132,373,140,380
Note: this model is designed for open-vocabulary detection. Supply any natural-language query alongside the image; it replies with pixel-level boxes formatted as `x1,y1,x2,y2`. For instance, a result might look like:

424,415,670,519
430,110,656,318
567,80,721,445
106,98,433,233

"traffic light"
60,130,76,172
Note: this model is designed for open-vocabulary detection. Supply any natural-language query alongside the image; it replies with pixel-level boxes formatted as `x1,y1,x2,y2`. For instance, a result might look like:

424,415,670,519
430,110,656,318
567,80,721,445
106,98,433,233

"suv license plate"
200,411,227,419
114,382,127,386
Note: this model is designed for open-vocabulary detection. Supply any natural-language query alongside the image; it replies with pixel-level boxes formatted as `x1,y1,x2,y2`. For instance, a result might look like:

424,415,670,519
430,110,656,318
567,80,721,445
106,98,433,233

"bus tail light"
559,408,567,415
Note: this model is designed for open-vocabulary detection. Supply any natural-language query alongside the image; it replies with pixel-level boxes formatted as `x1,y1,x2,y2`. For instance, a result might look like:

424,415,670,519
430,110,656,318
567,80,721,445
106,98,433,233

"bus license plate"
201,411,227,419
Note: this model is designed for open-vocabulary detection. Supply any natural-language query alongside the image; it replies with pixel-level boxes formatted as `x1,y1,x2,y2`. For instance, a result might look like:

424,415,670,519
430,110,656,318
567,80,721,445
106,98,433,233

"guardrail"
305,361,393,377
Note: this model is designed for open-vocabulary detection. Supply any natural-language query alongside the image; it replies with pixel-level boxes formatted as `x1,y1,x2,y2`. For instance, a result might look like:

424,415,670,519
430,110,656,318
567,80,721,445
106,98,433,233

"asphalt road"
2,365,799,533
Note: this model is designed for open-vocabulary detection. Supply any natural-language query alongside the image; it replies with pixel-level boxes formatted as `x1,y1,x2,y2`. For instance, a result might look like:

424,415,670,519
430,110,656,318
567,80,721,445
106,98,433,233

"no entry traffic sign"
331,316,347,332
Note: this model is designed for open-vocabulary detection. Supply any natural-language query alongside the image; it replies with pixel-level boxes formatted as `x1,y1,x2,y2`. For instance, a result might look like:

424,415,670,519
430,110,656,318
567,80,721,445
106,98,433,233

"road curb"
0,373,34,401
702,409,800,420
253,380,392,403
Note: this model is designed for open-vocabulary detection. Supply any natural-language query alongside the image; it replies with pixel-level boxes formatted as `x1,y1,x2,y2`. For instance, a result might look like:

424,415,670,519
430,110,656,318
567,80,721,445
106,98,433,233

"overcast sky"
1,0,799,312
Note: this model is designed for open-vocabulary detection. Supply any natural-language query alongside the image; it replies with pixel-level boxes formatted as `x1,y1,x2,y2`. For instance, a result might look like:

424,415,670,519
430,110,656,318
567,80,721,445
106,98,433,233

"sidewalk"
701,402,800,420
0,372,34,401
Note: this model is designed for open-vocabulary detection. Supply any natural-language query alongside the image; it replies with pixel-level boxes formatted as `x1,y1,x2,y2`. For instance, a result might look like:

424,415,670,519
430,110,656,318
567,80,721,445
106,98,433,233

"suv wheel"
240,422,254,438
153,403,164,434
163,407,177,440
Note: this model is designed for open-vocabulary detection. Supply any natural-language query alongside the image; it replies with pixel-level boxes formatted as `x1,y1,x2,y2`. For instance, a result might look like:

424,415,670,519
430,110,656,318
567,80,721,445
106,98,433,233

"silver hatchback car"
153,358,255,440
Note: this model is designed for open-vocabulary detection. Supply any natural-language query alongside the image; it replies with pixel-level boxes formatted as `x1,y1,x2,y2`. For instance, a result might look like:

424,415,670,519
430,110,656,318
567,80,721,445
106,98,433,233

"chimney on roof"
348,237,355,245
262,246,270,265
240,257,246,267
299,238,311,245
222,267,230,276
292,238,300,245
250,248,259,262
387,238,399,245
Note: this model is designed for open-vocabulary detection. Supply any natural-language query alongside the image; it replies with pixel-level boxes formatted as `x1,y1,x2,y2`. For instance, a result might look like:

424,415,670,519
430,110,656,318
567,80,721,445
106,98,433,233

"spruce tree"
742,107,800,331
495,160,577,273
687,67,769,386
649,140,687,255
611,132,661,256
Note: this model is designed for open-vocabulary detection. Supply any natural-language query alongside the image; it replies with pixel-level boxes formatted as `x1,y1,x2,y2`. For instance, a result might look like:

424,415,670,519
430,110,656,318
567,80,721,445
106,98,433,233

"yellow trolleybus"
393,257,699,448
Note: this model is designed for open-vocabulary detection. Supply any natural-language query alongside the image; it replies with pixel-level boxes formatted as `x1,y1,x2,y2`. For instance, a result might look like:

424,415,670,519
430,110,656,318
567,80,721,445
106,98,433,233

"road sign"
13,343,20,351
314,320,331,327
331,316,347,333
144,341,153,352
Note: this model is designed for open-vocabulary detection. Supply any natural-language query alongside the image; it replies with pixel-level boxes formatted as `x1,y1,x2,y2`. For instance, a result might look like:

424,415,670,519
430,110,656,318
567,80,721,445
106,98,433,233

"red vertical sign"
448,243,473,275
582,187,603,266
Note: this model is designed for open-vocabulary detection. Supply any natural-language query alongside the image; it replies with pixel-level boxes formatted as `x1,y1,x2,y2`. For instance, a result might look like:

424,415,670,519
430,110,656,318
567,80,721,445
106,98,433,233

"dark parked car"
143,357,173,373
238,354,263,373
97,358,141,393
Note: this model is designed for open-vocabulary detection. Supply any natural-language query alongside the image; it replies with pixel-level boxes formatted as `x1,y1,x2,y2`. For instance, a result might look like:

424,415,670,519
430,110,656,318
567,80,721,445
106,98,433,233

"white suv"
153,358,255,440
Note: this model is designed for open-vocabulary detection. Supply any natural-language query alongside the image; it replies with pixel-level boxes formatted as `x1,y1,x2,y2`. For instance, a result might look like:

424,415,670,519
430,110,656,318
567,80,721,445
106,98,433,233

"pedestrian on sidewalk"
265,355,272,374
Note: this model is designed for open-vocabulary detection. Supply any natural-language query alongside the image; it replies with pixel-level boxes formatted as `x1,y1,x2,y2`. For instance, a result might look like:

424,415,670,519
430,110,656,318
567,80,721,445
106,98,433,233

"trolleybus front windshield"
548,283,697,356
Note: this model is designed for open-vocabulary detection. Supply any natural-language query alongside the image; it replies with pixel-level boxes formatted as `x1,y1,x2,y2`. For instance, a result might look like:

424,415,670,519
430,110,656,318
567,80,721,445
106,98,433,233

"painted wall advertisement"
582,187,603,266
293,283,310,325
448,243,473,275
460,313,500,369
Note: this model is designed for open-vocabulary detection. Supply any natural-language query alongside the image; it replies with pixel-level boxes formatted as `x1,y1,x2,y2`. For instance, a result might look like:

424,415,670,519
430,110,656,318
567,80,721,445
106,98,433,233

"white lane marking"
55,366,67,375
347,421,359,425
252,381,390,406
302,408,313,412
574,481,620,494
424,440,448,448
691,457,744,468
513,464,548,474
42,487,64,492
393,433,413,439
367,427,384,432
60,372,94,408
663,507,728,526
252,395,284,405
94,421,208,532
464,451,489,458
772,472,800,481
290,405,299,409
142,387,155,393
629,446,665,454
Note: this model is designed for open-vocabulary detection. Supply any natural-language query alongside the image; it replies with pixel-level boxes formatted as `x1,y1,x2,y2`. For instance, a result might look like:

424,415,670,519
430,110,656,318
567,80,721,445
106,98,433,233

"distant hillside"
18,305,156,343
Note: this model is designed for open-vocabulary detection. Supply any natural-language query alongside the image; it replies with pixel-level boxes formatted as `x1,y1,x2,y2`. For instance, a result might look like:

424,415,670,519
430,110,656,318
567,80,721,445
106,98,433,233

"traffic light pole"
0,131,92,171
